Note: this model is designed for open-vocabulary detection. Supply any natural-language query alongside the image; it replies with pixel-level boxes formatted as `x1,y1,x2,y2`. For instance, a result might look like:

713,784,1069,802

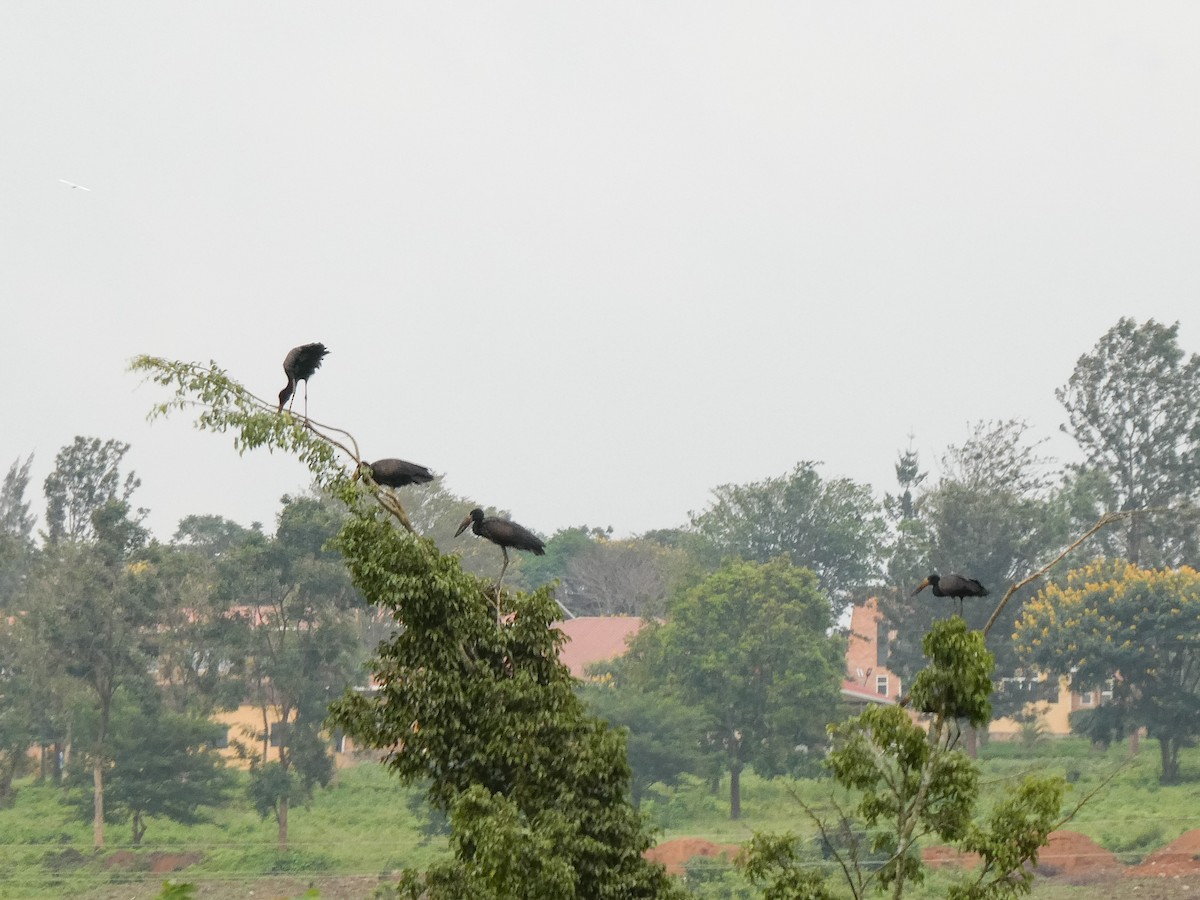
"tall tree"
1015,559,1200,783
133,354,683,898
1057,317,1200,566
66,695,234,845
879,422,1070,723
622,557,844,819
0,455,37,609
228,494,362,849
524,527,687,618
743,618,1067,900
690,461,886,609
43,437,142,544
27,498,157,848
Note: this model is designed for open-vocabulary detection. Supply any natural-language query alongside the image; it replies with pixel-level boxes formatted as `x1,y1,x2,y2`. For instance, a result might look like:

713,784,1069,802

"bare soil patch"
1130,828,1200,878
645,837,742,875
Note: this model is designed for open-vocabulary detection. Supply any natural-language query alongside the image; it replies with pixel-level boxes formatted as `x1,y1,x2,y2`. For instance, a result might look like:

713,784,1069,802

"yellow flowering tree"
1014,559,1200,783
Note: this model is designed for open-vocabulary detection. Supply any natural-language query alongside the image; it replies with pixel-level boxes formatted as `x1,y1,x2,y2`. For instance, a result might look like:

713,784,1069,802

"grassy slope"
0,739,1196,898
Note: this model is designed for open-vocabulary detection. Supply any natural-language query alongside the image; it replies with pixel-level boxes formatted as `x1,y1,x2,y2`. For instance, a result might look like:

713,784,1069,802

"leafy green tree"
623,558,844,819
43,437,142,544
66,694,233,845
690,461,886,608
1015,559,1200,783
228,494,362,849
173,513,260,559
132,354,682,899
150,537,254,716
1056,318,1200,566
878,422,1071,723
0,455,37,609
0,616,41,804
743,618,1067,900
27,496,157,848
525,527,688,617
579,683,716,804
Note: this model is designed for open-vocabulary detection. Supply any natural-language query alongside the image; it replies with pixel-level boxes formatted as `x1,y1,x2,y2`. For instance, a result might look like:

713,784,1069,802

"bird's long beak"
911,578,930,596
454,515,472,537
351,464,362,484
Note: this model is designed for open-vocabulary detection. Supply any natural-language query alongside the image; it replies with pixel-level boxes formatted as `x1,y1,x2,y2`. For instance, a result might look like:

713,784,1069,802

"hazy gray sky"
4,4,1199,541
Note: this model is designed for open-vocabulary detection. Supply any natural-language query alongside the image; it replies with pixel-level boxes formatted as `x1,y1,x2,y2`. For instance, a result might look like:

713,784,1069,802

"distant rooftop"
555,616,647,677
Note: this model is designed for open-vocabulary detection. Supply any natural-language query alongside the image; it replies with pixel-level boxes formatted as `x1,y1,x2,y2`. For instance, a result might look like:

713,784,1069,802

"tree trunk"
1160,736,1180,784
729,764,742,820
964,726,979,759
0,751,18,806
1129,728,1140,755
92,757,105,848
277,794,289,849
133,810,144,846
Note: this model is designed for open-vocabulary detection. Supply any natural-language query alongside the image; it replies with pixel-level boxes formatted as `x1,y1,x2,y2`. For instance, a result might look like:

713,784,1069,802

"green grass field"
0,738,1196,898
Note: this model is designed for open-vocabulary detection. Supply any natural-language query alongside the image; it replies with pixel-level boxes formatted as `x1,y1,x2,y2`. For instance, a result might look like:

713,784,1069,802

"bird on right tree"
912,573,989,616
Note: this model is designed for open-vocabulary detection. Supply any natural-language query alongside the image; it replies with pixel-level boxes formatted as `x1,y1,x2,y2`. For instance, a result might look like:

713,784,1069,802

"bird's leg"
302,380,309,422
496,549,510,623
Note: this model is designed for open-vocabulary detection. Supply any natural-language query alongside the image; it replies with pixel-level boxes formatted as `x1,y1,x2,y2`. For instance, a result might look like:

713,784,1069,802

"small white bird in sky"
58,178,91,191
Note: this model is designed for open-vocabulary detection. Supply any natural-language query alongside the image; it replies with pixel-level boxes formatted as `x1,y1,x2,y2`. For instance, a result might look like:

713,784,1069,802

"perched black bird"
912,573,989,616
355,458,435,488
455,507,545,617
277,343,329,416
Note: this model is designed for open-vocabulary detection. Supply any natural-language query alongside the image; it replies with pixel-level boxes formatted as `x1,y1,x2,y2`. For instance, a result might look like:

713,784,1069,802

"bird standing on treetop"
912,573,989,616
354,458,435,488
455,507,545,619
277,343,329,417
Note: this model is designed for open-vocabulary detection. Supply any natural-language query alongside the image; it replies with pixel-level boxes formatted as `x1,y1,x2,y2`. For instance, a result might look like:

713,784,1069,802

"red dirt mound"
922,845,981,869
923,830,1120,877
645,838,742,876
149,851,202,873
1038,831,1121,876
1129,829,1200,878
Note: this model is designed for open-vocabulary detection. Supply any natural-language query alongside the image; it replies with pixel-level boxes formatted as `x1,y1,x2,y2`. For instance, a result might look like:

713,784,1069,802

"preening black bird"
355,458,435,488
912,573,989,616
277,343,329,416
455,507,545,618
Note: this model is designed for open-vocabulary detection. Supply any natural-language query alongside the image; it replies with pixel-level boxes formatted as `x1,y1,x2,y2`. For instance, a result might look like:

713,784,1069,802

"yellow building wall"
988,675,1076,739
212,705,365,770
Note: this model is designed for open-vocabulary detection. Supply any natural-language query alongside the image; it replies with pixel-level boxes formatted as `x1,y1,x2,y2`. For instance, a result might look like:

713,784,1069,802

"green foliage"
42,436,143,545
690,461,886,607
908,618,994,727
328,513,681,898
622,557,844,819
1056,317,1200,566
579,683,717,804
134,355,679,899
65,696,234,845
741,833,838,900
156,880,198,899
878,421,1073,721
522,526,692,617
0,454,36,611
747,618,1066,899
1015,559,1200,782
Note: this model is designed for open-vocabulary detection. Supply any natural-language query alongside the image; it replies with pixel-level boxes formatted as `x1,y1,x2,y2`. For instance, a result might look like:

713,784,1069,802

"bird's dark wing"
369,458,434,487
285,343,329,380
485,519,546,555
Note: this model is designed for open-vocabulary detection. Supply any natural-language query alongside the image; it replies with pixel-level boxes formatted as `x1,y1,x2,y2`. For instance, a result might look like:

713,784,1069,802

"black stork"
455,507,545,618
912,573,989,616
355,458,435,488
277,343,329,417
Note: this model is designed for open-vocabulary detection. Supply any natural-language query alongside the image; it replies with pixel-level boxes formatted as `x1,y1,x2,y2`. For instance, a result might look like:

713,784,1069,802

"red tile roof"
555,616,647,677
